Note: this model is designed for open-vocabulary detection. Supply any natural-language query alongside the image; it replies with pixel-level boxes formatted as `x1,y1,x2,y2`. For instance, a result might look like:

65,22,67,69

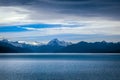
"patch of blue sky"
19,24,61,28
0,26,28,32
0,23,61,32
0,23,86,33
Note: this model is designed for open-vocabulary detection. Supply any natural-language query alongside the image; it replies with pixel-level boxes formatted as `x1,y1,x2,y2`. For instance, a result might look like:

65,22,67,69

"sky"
0,0,120,43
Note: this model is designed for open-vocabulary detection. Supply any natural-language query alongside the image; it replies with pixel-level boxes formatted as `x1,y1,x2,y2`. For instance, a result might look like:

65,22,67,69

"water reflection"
0,59,120,80
0,53,120,61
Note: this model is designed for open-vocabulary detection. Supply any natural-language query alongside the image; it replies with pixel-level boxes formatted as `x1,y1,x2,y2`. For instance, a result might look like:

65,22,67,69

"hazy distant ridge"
0,39,120,53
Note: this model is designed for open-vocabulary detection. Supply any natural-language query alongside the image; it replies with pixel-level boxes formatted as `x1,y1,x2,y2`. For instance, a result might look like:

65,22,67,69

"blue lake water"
0,53,120,80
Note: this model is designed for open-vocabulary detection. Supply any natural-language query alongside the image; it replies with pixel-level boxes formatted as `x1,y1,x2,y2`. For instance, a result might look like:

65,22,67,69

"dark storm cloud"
0,0,120,20
0,0,35,5
50,0,120,19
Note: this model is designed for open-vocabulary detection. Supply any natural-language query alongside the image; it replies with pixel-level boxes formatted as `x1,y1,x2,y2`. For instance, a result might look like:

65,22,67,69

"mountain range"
0,39,120,53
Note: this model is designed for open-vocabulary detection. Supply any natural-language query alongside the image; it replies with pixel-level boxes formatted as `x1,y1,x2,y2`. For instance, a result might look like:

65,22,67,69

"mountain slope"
0,39,34,53
47,38,72,47
59,41,120,53
0,39,120,53
37,39,69,52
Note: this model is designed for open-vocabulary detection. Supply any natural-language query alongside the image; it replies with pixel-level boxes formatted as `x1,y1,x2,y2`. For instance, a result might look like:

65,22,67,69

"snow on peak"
0,38,72,47
0,39,9,42
18,41,41,46
48,38,72,46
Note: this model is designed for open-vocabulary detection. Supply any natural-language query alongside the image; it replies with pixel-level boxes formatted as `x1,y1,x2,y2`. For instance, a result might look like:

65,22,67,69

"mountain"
58,41,120,53
0,38,68,53
36,39,71,53
47,38,72,47
0,39,39,53
0,39,28,53
0,39,120,53
0,39,18,53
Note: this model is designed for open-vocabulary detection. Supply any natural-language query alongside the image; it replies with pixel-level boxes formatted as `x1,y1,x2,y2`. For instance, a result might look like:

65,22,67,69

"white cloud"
0,6,29,25
0,25,120,39
0,6,120,42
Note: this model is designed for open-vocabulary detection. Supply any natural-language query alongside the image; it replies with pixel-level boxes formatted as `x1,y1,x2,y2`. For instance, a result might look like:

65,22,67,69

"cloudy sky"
0,0,120,43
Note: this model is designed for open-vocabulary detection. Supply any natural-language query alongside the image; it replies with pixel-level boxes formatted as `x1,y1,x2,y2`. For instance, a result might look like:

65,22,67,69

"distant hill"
0,39,33,53
0,39,120,53
58,41,120,53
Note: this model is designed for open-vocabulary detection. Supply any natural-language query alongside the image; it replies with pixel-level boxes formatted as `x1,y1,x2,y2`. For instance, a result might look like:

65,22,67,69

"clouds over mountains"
0,0,120,42
0,0,120,24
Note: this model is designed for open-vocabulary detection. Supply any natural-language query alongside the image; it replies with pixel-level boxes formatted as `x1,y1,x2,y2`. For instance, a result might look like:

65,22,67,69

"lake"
0,53,120,80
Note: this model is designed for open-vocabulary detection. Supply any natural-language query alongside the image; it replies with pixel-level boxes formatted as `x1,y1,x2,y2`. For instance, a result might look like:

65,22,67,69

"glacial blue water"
0,53,120,80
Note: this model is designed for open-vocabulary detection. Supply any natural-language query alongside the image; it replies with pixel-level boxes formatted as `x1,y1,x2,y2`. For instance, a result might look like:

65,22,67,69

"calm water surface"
0,53,120,80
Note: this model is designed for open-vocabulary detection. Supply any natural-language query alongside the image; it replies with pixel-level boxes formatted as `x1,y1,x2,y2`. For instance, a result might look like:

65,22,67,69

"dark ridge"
0,39,120,53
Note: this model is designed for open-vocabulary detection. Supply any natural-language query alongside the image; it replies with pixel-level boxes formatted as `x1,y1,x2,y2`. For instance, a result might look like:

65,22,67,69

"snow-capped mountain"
0,38,71,47
17,41,42,46
0,39,43,47
47,38,72,47
0,38,73,53
1,39,9,43
0,38,120,53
